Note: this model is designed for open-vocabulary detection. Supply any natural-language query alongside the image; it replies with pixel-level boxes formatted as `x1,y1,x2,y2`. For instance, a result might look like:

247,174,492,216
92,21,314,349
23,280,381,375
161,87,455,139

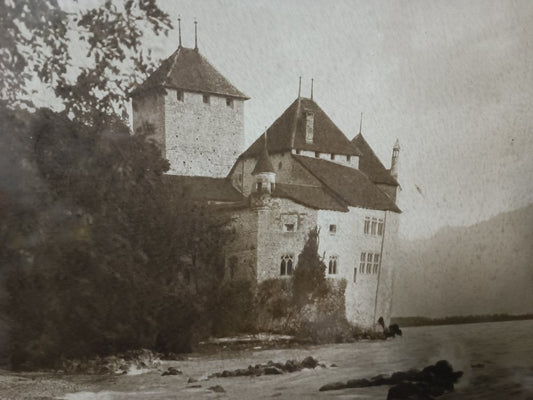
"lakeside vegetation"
391,314,533,327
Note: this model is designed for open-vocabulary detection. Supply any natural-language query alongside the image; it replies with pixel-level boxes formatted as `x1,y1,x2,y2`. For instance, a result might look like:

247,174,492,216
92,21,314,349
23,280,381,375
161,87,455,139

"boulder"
162,367,182,376
319,381,347,391
208,385,225,393
264,366,283,375
301,356,318,369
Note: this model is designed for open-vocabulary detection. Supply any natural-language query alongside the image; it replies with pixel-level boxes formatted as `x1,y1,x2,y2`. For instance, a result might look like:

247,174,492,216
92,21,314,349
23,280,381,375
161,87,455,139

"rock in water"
208,385,225,393
161,367,182,376
301,356,318,369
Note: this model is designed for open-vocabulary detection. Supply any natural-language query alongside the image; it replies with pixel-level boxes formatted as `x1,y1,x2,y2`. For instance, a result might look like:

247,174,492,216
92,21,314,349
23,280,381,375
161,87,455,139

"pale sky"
50,1,533,239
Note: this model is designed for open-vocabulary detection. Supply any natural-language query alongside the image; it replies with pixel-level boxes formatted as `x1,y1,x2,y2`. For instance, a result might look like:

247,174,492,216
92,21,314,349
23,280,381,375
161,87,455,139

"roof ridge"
164,46,181,84
290,97,301,148
291,154,400,212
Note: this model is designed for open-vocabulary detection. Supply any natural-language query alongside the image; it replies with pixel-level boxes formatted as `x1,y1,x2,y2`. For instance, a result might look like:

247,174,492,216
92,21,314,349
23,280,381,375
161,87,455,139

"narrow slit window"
315,151,320,158
226,97,233,108
364,217,371,234
377,219,384,236
373,254,380,274
176,90,184,102
328,256,338,275
371,218,377,235
366,253,373,274
359,252,366,274
329,224,337,234
203,94,210,104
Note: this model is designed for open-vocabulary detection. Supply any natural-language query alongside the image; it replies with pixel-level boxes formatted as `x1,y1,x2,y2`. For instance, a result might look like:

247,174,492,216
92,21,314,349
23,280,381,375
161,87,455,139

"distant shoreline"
391,314,533,327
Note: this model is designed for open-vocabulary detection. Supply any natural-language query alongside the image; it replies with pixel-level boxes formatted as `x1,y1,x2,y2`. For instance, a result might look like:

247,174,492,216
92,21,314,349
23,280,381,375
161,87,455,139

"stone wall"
318,207,389,328
374,210,400,326
256,198,318,282
223,208,259,282
132,92,166,151
164,89,244,177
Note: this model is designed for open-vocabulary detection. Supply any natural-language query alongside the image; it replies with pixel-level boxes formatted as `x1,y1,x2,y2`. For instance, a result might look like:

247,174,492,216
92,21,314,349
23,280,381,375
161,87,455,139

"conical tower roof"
252,139,275,175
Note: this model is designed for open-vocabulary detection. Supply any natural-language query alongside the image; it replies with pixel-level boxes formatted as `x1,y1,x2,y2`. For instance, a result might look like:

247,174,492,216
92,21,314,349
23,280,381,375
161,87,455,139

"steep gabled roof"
352,134,399,186
292,155,401,213
241,97,361,158
163,175,245,202
274,183,347,212
131,46,248,99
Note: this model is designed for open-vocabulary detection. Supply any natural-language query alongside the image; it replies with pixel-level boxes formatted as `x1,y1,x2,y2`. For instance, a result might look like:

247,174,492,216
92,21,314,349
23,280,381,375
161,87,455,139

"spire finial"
310,78,314,100
178,15,182,47
298,76,302,98
264,127,269,153
359,112,363,134
194,18,198,50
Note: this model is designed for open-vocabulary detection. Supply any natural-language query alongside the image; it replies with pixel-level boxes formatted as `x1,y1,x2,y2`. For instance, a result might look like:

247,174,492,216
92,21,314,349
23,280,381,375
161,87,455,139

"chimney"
305,111,314,144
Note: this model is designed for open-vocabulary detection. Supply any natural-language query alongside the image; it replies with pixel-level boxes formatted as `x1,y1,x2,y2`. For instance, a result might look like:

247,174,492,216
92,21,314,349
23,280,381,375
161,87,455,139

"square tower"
131,46,248,177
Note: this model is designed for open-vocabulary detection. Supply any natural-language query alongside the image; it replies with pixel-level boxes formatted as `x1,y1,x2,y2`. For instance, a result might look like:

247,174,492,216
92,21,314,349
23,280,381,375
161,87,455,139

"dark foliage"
291,227,328,308
0,105,228,369
0,1,172,125
210,279,256,337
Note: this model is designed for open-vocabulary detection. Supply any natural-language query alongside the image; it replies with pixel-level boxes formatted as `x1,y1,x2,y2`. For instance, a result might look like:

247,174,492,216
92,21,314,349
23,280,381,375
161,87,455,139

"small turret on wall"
390,139,400,180
250,135,276,209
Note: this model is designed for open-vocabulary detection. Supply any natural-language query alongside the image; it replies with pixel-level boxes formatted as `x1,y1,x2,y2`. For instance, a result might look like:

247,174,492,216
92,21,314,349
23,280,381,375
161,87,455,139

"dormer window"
226,97,233,108
203,94,210,104
347,155,351,162
176,90,184,102
305,111,314,144
331,153,336,160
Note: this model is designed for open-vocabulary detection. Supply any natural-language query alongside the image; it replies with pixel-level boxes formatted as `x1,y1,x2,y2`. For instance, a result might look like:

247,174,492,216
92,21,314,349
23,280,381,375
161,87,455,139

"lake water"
44,320,533,399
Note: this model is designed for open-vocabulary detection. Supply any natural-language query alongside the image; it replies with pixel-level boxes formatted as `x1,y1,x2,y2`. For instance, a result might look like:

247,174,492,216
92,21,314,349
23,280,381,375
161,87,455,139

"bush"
255,278,293,332
210,279,256,337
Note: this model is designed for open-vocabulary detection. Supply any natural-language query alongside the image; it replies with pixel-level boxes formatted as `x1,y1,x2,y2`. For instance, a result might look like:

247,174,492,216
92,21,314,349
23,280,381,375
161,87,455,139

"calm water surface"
64,320,533,399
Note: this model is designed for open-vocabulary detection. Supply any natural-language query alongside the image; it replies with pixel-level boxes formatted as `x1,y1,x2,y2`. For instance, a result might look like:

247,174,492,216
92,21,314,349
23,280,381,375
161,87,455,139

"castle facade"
132,42,401,329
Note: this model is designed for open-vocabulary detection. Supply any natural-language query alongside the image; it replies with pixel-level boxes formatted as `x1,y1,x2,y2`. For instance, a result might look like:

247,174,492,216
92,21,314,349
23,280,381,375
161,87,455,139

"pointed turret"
252,132,276,194
390,139,400,180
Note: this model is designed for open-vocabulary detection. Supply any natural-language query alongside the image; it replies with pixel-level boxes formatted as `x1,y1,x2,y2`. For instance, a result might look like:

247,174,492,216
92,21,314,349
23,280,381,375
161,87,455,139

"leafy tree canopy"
0,0,172,125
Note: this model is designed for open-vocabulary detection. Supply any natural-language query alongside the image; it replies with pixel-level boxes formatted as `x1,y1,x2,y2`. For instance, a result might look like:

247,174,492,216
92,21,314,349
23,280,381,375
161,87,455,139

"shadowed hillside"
393,204,533,318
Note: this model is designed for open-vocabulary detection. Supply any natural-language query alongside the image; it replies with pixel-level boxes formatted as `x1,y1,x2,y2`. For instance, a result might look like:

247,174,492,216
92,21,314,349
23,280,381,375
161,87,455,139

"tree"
291,227,328,308
0,0,172,125
1,105,229,368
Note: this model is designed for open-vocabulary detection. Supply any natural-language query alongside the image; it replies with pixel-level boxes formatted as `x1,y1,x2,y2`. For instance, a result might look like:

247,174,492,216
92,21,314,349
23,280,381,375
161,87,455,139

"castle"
131,36,401,329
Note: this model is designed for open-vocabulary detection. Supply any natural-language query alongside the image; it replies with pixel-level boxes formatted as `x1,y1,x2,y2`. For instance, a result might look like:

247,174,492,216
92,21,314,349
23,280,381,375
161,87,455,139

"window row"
280,255,339,276
359,252,381,275
364,217,384,236
175,90,234,108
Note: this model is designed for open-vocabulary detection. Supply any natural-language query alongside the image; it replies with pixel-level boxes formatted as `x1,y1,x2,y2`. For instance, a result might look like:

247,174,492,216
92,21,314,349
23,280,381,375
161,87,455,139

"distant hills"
392,204,533,318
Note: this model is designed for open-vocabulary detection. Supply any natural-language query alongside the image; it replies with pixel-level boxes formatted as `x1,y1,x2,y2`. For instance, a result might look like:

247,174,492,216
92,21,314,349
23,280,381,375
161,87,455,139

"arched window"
280,255,294,276
328,256,338,274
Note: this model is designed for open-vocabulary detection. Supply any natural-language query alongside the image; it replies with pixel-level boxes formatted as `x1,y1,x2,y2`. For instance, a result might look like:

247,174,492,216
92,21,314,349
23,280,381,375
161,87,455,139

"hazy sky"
53,1,533,239
144,0,531,240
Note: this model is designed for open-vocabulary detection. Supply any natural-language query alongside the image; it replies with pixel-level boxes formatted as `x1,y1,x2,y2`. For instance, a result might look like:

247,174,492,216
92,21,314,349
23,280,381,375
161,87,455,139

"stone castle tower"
131,36,248,177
